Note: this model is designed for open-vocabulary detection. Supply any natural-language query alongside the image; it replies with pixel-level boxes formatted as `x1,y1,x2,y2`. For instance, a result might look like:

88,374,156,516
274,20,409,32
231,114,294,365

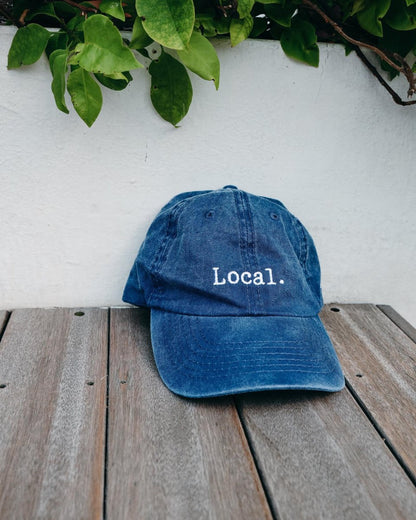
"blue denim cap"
123,186,345,397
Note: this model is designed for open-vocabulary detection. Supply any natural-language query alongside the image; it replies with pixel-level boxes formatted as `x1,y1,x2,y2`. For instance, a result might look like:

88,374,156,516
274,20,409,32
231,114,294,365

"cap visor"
150,311,345,398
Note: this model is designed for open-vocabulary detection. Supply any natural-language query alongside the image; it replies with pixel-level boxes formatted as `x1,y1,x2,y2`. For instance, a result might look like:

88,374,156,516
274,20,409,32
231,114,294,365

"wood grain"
0,308,108,520
237,388,416,519
378,305,416,343
321,304,416,479
106,308,272,520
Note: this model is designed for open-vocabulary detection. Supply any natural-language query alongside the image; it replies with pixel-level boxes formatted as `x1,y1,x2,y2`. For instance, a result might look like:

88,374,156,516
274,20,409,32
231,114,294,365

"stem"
61,0,97,14
301,0,416,103
301,0,403,73
392,52,416,96
355,47,416,106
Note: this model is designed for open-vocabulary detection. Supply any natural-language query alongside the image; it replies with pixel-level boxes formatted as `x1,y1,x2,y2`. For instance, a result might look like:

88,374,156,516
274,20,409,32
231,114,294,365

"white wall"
1,26,415,327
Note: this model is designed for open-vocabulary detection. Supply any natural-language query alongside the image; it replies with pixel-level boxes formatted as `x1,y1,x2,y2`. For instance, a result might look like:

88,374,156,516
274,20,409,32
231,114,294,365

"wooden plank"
0,308,108,520
237,388,416,519
378,305,416,343
107,308,272,520
321,304,416,479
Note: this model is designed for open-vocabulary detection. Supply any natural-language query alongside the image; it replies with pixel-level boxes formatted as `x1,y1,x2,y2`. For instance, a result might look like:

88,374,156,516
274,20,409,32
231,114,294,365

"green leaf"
355,0,391,37
130,16,153,49
76,15,142,74
230,16,254,46
8,24,50,69
382,24,416,57
194,10,231,37
256,0,285,3
50,49,69,114
95,71,133,90
136,0,195,50
68,43,83,66
212,16,231,35
149,51,192,125
385,1,416,31
25,3,61,23
100,0,126,21
67,67,103,127
46,32,69,59
265,3,297,28
281,18,319,67
54,1,78,19
407,0,416,6
176,31,220,89
351,0,366,16
269,20,284,40
194,13,217,37
250,17,268,38
66,14,85,32
237,0,255,19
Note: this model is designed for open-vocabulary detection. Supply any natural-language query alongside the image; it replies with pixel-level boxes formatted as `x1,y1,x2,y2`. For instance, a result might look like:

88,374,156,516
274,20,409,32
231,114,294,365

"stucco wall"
1,26,415,327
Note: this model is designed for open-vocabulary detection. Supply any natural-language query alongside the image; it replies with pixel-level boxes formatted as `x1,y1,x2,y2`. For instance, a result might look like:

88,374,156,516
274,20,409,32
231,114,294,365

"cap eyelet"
270,212,279,220
205,210,215,218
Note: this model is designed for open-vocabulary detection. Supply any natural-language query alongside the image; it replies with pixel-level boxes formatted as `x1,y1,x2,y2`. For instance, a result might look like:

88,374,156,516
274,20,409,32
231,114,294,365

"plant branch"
301,0,416,102
301,0,403,73
355,47,416,106
392,52,416,96
0,4,24,27
62,0,97,14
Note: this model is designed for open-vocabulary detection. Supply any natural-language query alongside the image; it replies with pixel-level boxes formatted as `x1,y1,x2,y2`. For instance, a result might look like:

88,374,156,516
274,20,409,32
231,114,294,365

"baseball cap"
123,186,345,397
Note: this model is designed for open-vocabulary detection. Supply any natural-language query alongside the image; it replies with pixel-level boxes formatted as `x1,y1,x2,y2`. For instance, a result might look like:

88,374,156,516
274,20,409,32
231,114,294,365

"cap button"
223,185,238,190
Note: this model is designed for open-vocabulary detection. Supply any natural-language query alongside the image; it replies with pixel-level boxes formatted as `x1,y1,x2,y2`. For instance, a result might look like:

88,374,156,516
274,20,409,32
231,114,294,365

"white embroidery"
213,267,282,286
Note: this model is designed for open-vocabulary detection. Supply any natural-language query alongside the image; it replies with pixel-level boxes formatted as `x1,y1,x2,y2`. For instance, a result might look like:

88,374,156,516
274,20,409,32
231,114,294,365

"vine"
3,0,416,126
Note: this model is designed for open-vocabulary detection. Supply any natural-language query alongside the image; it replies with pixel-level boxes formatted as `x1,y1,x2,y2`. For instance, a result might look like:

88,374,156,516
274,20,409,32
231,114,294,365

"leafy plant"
2,0,416,126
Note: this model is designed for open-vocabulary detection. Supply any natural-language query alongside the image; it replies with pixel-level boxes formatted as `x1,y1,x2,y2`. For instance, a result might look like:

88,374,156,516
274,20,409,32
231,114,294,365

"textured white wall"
1,26,415,327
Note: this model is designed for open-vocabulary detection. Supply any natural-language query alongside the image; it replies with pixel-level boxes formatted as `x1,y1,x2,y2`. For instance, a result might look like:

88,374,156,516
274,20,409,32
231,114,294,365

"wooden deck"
0,304,415,519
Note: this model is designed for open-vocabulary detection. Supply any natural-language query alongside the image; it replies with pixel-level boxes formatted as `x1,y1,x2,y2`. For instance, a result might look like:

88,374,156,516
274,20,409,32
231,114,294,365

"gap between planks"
0,311,11,343
1,305,415,519
106,307,273,520
378,305,416,344
0,308,108,520
103,307,111,520
321,303,416,485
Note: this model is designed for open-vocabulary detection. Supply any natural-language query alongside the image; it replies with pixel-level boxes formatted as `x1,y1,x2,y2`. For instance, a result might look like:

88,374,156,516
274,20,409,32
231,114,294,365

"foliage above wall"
3,0,416,126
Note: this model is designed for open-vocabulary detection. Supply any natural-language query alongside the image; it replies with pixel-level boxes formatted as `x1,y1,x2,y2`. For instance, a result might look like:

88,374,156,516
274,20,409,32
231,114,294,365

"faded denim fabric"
123,186,345,397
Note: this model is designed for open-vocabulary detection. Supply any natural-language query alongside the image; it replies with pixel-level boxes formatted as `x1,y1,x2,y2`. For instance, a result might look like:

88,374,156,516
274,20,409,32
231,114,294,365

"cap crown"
123,187,323,317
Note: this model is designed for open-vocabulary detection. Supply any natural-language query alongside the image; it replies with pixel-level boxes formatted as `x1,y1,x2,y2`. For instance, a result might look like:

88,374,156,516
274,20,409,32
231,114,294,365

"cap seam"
148,199,189,302
245,192,263,313
233,190,251,313
289,214,308,267
151,308,320,318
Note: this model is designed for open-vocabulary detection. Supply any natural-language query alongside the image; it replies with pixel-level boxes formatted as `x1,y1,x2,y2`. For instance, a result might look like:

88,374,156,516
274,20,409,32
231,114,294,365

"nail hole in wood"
120,380,127,384
86,381,94,386
356,374,363,378
330,307,340,312
0,384,6,389
74,311,85,316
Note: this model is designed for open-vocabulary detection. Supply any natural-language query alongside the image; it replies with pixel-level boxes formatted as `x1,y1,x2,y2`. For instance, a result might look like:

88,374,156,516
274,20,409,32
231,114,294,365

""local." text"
212,267,284,286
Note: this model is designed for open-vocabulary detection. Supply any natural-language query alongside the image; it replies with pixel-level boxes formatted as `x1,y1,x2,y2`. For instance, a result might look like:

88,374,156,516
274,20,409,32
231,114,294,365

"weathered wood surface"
237,389,416,519
0,304,415,520
378,305,416,343
321,304,416,480
106,308,272,520
0,308,108,520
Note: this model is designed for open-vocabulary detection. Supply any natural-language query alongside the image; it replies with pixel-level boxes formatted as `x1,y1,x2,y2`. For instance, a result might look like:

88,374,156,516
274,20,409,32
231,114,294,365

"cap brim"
150,311,345,398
